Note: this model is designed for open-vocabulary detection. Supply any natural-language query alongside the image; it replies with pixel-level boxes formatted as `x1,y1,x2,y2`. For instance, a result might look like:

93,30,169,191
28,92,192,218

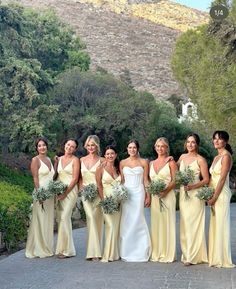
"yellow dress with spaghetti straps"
81,160,103,259
179,159,208,264
101,170,121,262
25,158,54,258
150,162,176,262
208,155,235,268
55,158,78,257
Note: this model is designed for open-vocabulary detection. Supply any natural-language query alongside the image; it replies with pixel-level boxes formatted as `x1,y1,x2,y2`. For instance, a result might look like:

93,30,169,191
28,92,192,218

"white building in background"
178,99,198,122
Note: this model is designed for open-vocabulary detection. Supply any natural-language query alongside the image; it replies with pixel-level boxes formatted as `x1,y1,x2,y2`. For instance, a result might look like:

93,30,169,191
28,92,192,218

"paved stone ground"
0,205,235,289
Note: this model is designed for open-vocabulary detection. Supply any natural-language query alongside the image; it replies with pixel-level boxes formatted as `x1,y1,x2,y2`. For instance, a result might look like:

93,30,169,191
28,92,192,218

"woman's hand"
159,190,168,199
144,193,151,207
184,184,194,191
207,195,217,206
57,193,67,201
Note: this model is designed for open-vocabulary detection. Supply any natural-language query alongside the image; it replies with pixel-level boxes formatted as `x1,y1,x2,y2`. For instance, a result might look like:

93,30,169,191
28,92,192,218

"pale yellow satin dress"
179,160,208,264
25,158,54,258
150,162,176,262
55,158,78,257
208,156,235,268
81,160,103,259
101,170,121,262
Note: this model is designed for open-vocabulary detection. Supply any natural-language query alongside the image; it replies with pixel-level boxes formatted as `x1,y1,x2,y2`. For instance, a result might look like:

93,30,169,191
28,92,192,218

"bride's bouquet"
175,167,194,200
112,183,129,203
80,183,98,202
148,179,167,212
32,187,54,211
99,195,120,214
196,185,215,215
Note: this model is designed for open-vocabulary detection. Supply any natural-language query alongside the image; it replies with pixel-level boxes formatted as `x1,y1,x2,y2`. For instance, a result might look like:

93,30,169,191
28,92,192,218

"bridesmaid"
149,137,177,263
95,145,121,262
25,137,54,258
80,135,104,260
178,133,209,265
55,139,80,258
208,130,235,268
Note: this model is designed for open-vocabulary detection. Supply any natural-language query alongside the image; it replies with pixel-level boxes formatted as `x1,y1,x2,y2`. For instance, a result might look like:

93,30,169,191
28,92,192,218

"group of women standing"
25,131,235,268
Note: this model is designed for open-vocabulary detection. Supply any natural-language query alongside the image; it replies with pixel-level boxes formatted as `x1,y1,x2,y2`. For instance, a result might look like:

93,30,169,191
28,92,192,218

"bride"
119,139,151,262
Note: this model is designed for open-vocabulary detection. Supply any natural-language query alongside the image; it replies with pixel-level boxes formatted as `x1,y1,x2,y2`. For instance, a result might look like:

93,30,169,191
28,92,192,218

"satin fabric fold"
120,166,151,262
101,170,121,262
25,159,54,258
179,160,208,264
208,157,235,268
81,160,103,259
55,158,78,257
150,163,176,262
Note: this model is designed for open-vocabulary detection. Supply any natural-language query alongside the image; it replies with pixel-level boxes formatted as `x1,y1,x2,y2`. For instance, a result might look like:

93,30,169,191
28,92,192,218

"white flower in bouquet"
48,180,68,197
48,180,68,211
112,183,129,203
148,179,167,212
99,196,120,214
32,187,54,210
81,183,98,202
196,185,215,215
196,185,214,201
175,167,194,200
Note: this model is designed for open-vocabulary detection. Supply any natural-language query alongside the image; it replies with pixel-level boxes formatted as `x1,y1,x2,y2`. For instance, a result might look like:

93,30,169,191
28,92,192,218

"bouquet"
148,179,167,212
112,183,129,203
196,185,215,215
32,187,54,210
48,180,68,210
48,180,68,197
80,183,98,202
99,196,120,214
175,167,194,200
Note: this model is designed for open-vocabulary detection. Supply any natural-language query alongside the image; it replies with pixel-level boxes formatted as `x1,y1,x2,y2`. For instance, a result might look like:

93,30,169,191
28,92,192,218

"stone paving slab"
0,205,235,289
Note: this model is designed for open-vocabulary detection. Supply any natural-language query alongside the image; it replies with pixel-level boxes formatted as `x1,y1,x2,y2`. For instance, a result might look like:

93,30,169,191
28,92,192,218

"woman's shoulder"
139,158,149,165
177,153,187,162
196,154,207,164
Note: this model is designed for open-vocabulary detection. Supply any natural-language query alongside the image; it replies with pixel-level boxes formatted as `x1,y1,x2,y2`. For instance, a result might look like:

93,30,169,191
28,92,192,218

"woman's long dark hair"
35,137,48,153
104,145,120,174
184,133,200,153
213,130,233,155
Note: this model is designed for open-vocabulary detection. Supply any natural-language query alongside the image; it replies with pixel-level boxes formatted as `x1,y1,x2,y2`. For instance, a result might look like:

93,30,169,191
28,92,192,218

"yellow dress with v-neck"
150,162,176,262
55,158,78,257
179,159,208,264
25,158,54,258
208,156,235,268
81,160,103,259
101,170,121,262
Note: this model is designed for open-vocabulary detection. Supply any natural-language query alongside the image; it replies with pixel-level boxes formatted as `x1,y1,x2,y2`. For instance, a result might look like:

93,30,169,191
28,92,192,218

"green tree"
171,20,236,150
0,4,90,153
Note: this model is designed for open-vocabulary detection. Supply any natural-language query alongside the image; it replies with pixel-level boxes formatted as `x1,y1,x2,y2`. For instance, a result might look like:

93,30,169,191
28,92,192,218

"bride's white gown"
120,166,151,262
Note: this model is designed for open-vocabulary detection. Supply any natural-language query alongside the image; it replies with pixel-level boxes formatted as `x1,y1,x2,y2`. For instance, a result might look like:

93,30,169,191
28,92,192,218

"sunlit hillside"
79,0,209,31
1,0,209,98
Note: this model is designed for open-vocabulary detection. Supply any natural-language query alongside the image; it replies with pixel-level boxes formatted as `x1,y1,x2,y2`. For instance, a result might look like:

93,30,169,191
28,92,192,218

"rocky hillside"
2,0,209,99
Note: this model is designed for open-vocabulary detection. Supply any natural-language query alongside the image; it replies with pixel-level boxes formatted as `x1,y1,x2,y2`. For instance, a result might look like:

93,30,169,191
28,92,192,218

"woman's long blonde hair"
84,135,101,154
154,137,170,156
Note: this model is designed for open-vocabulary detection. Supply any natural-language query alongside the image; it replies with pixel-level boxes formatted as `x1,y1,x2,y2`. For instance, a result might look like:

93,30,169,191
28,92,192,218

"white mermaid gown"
120,166,151,262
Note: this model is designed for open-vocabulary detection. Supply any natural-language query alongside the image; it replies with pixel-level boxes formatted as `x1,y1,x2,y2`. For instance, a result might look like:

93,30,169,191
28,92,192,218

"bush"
0,164,33,193
0,181,32,251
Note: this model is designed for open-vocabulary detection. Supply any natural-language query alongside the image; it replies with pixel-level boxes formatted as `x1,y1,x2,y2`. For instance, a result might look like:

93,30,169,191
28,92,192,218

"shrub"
0,164,33,193
0,182,32,251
